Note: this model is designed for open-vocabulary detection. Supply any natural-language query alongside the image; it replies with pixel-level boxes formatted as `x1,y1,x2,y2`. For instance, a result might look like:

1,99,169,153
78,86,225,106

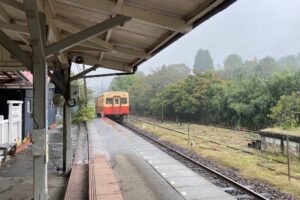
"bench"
0,143,17,163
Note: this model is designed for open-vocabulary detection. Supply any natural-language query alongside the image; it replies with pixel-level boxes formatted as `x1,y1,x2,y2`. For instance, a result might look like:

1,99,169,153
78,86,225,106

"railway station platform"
87,118,236,200
0,125,79,200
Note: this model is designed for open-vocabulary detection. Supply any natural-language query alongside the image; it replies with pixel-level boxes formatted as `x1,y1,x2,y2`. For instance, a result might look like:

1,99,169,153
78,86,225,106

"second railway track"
121,121,272,200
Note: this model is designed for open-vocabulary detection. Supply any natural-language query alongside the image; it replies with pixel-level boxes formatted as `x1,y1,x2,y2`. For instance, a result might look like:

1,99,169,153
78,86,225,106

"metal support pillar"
24,1,48,199
63,67,72,174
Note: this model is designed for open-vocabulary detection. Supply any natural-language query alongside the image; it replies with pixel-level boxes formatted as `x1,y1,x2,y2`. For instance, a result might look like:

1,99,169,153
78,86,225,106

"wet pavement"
0,125,79,200
87,118,236,200
87,118,185,200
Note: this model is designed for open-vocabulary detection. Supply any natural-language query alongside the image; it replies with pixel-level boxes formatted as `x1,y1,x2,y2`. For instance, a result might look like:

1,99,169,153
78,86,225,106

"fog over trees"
110,50,300,129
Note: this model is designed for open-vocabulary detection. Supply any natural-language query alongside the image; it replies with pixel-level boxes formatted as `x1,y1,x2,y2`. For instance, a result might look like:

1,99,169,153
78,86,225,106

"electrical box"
70,84,80,101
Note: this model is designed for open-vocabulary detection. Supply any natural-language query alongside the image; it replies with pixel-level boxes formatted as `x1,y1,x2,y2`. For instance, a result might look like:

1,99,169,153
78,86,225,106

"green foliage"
72,105,95,124
223,54,243,80
193,49,214,74
110,72,144,91
270,92,300,128
71,76,94,124
109,51,300,130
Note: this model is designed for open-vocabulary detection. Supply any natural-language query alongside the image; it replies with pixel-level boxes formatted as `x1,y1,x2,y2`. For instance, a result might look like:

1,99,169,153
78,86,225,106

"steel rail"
121,122,269,200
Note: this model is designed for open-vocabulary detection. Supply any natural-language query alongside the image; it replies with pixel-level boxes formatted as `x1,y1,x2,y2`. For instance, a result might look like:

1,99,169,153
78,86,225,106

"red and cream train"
95,91,129,121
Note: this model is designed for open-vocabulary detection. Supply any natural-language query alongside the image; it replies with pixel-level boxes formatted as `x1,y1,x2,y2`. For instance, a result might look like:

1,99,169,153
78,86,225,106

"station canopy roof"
0,0,236,77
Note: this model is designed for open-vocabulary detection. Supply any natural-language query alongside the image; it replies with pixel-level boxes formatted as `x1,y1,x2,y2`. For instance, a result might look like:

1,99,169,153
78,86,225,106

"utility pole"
161,91,164,123
83,64,87,106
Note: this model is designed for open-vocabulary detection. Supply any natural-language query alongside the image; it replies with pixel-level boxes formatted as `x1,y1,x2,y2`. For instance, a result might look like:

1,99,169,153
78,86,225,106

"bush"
269,92,300,129
72,105,95,124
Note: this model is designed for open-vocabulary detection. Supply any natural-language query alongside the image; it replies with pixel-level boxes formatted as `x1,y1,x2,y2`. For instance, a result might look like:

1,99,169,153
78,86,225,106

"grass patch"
129,117,300,199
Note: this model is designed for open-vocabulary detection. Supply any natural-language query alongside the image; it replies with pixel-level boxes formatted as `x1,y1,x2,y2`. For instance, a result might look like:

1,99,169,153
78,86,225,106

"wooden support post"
63,67,72,174
24,1,48,198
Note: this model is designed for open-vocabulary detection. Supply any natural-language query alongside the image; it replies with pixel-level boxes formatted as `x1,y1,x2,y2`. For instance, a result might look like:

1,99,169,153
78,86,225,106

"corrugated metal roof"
0,0,236,74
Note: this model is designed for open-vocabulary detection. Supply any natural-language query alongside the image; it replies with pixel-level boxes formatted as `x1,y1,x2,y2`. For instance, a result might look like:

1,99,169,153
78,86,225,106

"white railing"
0,115,9,145
0,101,23,145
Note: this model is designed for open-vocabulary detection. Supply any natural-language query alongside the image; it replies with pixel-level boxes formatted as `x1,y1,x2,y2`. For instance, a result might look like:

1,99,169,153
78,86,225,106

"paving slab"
87,118,236,200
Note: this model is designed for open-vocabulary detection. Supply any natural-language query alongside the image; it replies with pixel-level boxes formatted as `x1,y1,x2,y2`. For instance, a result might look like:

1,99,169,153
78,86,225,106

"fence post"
287,135,291,181
188,123,190,143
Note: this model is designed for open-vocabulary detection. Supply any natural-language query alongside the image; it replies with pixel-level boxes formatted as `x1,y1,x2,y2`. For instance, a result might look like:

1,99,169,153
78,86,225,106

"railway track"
129,117,294,170
121,122,270,200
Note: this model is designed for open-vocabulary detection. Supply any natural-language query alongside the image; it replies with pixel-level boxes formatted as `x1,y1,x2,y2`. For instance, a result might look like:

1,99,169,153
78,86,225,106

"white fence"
0,101,23,145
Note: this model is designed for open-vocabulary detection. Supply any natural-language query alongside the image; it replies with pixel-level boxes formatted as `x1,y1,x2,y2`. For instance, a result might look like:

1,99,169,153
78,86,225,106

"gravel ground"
125,123,297,200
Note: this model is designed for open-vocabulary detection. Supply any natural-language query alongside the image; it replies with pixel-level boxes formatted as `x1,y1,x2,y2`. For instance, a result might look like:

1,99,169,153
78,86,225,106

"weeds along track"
129,117,300,180
120,122,273,200
121,120,297,200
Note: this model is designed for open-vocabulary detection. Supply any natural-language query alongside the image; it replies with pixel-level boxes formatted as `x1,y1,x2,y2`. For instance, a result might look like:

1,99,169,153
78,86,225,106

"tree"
193,49,214,74
225,76,271,128
223,54,243,79
110,72,144,91
256,56,278,79
270,92,300,128
278,55,299,72
224,54,243,70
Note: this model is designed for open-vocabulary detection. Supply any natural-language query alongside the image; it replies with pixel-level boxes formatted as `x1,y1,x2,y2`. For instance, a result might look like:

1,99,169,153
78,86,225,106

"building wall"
0,89,23,119
0,88,57,139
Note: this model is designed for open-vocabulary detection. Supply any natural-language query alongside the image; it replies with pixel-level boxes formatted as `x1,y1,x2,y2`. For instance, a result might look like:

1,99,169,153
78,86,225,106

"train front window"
106,98,113,104
121,98,127,104
114,98,119,104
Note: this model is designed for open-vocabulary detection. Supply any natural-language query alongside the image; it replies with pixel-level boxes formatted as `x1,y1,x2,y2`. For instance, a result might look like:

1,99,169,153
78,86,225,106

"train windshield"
121,98,127,104
106,98,113,104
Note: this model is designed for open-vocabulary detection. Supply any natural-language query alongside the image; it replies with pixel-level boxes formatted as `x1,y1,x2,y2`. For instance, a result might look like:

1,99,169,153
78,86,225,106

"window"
121,98,127,104
106,98,113,104
114,98,119,104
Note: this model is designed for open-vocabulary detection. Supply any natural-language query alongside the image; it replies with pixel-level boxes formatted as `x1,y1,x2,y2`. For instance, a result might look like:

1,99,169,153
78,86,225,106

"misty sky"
85,0,300,94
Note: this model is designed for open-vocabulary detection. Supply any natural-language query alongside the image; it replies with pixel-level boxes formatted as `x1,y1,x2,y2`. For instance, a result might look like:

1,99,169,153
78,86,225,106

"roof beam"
64,0,191,33
38,0,68,63
70,65,98,80
70,60,131,80
0,4,11,23
83,57,131,72
0,0,24,12
46,15,131,57
187,0,224,24
56,18,150,58
0,29,32,68
17,33,30,45
83,71,133,79
0,21,28,33
98,0,123,62
55,19,114,51
70,54,132,80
